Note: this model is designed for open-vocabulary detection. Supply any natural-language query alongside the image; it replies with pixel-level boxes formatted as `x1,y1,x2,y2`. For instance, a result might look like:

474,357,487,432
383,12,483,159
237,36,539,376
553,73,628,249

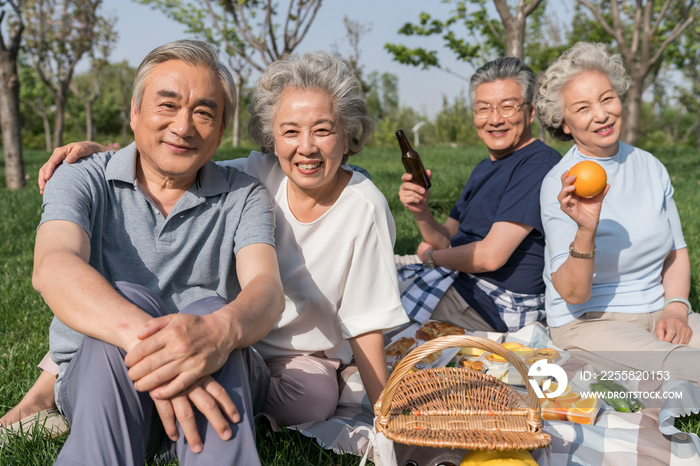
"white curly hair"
534,42,630,141
247,51,375,163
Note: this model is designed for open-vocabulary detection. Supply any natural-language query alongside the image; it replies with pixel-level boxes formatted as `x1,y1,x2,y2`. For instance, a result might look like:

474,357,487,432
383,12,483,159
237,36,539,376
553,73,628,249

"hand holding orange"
568,161,607,198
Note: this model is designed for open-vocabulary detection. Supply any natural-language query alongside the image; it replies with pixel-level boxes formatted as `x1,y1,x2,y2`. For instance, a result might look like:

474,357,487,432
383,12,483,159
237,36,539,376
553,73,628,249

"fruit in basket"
460,449,538,466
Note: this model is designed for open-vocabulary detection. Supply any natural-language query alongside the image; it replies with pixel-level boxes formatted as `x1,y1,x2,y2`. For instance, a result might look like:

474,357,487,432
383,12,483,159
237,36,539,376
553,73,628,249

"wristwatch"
569,242,596,259
426,249,436,269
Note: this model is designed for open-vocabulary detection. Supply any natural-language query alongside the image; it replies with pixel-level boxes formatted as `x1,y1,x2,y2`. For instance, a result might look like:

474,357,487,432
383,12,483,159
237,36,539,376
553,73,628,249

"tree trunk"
53,91,66,149
621,76,643,147
85,101,94,141
503,19,525,61
42,113,52,152
232,77,242,147
0,49,25,189
120,107,129,145
697,105,700,150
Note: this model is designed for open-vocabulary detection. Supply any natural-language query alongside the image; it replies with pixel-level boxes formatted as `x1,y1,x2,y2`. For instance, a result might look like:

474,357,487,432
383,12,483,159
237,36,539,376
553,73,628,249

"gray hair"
469,57,535,103
247,51,375,162
534,42,630,141
133,39,237,129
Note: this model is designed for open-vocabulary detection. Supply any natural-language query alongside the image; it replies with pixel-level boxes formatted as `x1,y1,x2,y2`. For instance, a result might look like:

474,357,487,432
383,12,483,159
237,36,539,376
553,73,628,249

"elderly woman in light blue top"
535,42,700,385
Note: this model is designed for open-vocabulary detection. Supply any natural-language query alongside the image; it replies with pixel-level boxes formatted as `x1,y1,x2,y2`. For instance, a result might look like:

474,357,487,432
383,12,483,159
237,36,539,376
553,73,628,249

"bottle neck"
396,132,412,153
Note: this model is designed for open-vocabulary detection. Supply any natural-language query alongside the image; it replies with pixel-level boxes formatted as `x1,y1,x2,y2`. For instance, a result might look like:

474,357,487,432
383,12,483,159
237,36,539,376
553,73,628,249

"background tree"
138,0,322,147
69,13,116,141
384,0,545,81
23,0,104,149
0,0,25,189
667,15,700,149
18,59,53,151
576,0,700,146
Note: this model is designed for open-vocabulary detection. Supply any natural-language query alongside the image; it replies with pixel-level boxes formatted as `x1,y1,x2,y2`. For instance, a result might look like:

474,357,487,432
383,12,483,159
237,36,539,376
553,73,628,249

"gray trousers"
55,282,270,466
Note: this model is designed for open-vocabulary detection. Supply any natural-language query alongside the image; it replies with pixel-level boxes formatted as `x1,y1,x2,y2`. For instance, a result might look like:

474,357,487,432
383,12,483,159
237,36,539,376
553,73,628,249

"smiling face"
473,79,535,160
130,60,226,187
560,71,622,158
272,87,349,198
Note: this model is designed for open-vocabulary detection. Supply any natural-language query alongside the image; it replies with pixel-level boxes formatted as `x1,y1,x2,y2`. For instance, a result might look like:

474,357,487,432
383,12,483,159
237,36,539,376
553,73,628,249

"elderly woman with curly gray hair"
536,42,700,384
4,51,409,430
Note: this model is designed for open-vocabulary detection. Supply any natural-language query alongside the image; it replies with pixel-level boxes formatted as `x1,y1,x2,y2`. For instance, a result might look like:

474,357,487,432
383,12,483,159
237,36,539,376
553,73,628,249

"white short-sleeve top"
221,152,408,362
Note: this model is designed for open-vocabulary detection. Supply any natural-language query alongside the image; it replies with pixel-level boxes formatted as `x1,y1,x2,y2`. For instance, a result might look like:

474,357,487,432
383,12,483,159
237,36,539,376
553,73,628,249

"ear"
129,97,138,133
217,122,225,147
527,104,535,124
561,119,571,135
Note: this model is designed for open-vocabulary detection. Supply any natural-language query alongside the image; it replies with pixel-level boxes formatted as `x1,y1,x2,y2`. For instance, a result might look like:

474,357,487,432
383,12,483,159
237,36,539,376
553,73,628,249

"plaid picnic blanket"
281,322,700,466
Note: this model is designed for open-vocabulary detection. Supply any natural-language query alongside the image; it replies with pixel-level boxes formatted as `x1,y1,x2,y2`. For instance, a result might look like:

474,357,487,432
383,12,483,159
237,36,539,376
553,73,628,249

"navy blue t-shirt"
449,139,561,332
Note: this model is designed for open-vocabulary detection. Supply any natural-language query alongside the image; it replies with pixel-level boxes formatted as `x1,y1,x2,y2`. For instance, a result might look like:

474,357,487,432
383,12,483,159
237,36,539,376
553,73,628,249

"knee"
180,296,228,317
265,371,338,425
112,281,167,319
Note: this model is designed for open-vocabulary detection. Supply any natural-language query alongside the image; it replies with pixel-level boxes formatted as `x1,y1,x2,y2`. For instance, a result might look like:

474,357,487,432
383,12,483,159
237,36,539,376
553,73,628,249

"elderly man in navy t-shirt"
397,57,561,333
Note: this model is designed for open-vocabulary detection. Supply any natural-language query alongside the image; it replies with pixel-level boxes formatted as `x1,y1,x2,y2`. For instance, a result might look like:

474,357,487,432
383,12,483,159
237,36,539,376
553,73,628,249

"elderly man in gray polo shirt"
32,40,284,465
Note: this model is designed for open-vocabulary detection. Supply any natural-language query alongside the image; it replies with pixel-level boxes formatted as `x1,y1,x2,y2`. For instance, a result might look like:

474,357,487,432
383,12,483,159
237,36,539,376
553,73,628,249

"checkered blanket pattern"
283,323,700,466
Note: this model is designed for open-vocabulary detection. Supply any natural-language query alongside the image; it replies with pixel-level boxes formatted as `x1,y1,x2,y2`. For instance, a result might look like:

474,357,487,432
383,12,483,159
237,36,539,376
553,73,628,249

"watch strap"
569,242,596,259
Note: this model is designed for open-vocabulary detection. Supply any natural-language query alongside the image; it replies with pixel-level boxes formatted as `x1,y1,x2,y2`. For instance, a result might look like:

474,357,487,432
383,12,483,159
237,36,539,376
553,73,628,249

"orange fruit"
541,399,566,421
566,397,599,425
568,161,607,198
553,391,582,407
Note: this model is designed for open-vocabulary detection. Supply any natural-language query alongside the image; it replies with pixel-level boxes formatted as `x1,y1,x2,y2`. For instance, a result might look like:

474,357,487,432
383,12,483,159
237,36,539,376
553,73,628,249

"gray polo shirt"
40,143,275,392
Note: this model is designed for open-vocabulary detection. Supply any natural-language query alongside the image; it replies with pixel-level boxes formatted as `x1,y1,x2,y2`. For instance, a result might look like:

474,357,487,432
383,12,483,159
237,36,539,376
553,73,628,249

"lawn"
1,143,699,464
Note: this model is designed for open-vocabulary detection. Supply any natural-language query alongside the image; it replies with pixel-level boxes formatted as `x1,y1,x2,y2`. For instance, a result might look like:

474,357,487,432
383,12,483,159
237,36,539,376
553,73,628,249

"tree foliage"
574,0,700,146
384,0,548,82
22,0,107,148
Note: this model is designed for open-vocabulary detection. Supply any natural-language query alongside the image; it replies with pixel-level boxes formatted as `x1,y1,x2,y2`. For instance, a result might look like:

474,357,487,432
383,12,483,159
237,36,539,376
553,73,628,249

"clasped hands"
124,312,239,454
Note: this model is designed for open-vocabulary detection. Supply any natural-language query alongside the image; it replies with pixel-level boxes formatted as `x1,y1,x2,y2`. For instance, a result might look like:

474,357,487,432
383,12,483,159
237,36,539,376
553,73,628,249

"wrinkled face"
560,71,622,158
130,60,225,184
473,79,535,160
272,88,349,196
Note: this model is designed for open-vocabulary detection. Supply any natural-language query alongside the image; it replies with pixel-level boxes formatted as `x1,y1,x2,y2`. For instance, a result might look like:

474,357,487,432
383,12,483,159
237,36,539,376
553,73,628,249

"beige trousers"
549,310,700,385
261,354,341,427
395,254,495,332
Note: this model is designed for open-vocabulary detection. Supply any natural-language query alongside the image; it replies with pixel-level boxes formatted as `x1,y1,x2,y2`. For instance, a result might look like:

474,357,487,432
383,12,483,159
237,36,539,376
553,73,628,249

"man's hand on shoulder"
38,141,109,194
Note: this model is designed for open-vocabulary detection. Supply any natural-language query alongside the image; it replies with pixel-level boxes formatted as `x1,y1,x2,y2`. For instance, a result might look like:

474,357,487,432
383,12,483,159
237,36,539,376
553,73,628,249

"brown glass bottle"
396,129,431,189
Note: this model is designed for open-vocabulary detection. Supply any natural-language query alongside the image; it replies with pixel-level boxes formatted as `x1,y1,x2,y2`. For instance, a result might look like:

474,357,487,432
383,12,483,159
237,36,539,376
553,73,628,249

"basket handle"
376,335,543,429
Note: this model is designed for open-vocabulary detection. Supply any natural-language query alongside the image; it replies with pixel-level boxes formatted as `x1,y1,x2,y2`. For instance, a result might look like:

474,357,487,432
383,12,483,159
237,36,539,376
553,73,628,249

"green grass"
1,143,699,463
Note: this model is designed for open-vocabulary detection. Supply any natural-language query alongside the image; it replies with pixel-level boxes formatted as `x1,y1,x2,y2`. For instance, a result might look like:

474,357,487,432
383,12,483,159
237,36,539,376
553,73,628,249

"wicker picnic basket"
374,335,552,451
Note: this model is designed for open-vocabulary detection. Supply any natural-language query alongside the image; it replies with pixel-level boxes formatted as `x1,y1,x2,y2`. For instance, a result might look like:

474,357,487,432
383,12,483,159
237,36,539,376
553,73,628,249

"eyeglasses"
472,102,529,119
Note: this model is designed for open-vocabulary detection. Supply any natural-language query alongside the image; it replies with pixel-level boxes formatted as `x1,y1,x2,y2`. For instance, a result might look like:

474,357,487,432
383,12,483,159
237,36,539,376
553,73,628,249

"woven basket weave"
374,335,552,451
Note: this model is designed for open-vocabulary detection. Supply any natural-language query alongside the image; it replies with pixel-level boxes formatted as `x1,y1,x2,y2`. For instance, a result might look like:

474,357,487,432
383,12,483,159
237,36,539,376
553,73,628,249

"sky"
101,0,572,119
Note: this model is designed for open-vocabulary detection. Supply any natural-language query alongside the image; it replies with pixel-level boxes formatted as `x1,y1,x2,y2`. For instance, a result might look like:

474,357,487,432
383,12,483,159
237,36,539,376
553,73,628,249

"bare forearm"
33,252,150,351
661,248,691,313
551,229,597,304
349,331,388,406
430,242,492,274
413,211,452,250
215,273,284,350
